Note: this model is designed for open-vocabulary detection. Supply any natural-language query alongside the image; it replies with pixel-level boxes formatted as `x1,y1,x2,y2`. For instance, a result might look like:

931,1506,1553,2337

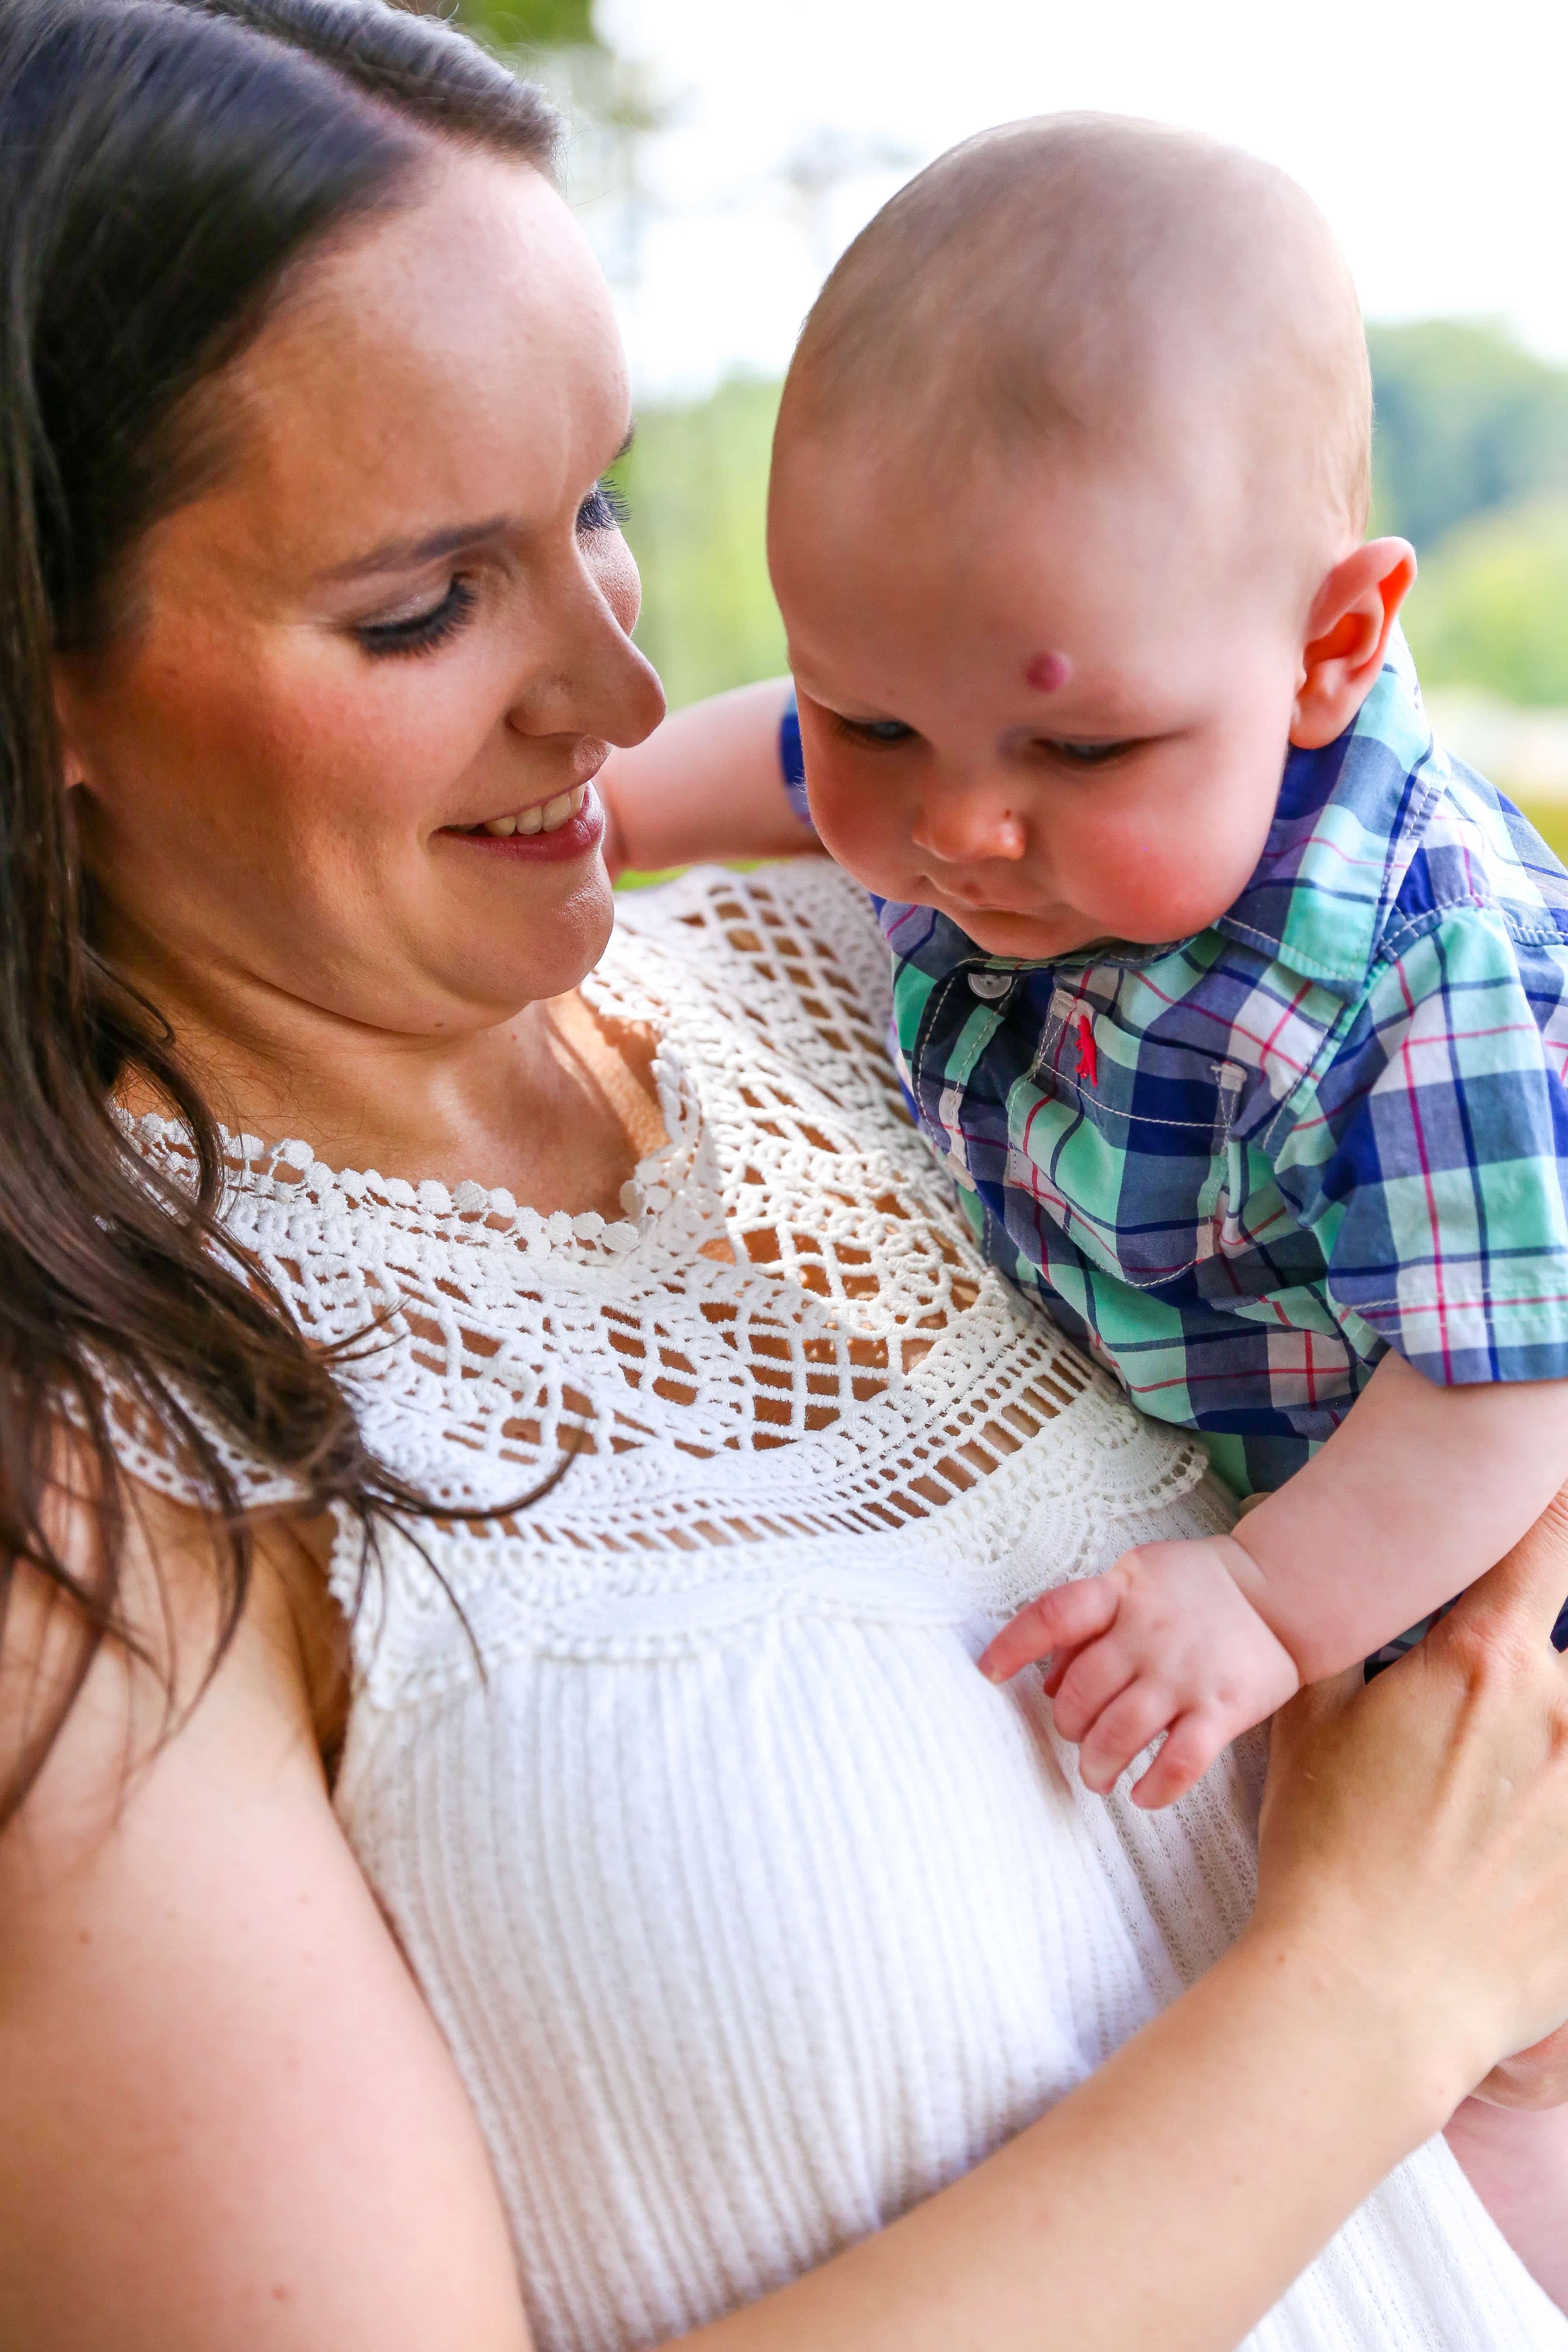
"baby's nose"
912,791,1028,866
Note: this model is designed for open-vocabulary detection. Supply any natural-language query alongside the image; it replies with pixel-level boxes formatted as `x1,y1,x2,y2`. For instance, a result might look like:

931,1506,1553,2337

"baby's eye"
833,715,916,747
1043,738,1133,767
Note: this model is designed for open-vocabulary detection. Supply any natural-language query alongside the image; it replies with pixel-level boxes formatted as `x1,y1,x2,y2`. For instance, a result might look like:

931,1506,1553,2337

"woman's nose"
911,786,1027,866
508,548,667,751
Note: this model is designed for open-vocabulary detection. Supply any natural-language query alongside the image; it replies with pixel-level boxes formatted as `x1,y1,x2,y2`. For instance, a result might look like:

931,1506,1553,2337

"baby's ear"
1289,539,1417,750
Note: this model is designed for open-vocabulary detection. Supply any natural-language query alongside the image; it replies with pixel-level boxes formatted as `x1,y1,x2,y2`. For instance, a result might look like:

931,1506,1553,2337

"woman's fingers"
1473,2018,1568,2110
1262,1665,1365,1784
1255,1585,1568,2092
978,1574,1118,1683
1444,1482,1568,1644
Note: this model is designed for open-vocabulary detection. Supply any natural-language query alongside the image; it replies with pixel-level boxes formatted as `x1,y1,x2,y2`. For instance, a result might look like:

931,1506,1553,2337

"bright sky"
582,0,1568,397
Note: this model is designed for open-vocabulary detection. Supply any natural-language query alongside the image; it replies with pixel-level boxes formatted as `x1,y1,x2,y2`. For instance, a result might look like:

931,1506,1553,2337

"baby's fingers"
1077,1680,1179,1797
1052,1634,1139,1745
1041,1638,1097,1700
979,1575,1118,1684
1130,1709,1227,1810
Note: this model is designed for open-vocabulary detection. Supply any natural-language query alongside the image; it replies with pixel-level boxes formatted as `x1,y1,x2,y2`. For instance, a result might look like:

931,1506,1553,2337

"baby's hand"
978,1537,1301,1809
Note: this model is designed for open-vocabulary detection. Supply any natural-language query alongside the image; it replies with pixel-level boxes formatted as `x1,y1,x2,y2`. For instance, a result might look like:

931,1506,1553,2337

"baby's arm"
980,1352,1568,1807
596,677,811,877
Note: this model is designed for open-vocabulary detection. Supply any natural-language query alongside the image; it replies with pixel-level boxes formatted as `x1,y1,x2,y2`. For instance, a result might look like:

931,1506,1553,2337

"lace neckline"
123,1003,712,1271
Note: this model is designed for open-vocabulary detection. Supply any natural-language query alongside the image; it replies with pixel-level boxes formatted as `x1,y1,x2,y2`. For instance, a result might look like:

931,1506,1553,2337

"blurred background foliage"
608,379,786,707
597,322,1568,726
450,0,600,54
444,2,1568,855
603,325,1568,864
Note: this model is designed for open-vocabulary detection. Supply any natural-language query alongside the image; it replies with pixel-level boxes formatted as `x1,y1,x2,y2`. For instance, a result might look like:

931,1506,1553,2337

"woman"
1,4,1566,2348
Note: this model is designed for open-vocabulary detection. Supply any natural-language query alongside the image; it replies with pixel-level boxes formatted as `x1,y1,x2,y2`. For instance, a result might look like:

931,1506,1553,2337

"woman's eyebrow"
320,433,633,581
320,515,514,583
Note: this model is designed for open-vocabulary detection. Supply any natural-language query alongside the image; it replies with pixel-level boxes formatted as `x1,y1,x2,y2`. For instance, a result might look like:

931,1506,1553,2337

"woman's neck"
112,931,666,1222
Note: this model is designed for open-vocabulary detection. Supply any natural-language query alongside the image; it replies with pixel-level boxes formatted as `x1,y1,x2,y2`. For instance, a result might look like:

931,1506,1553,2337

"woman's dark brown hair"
0,0,557,1823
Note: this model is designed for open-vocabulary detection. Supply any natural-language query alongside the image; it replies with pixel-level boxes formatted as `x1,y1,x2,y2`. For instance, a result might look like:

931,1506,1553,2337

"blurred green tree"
1369,321,1568,551
612,377,788,708
447,0,599,52
1404,495,1568,704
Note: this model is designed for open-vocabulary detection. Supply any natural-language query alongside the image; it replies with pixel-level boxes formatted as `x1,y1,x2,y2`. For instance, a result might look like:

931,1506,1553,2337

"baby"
605,136,1568,1767
601,114,1568,2290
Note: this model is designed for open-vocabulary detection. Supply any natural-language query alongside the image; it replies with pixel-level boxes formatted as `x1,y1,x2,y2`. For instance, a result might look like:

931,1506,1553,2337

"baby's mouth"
456,782,588,839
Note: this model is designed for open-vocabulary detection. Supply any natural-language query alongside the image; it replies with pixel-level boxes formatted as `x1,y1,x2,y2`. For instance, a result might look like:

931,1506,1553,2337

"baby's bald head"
778,114,1371,595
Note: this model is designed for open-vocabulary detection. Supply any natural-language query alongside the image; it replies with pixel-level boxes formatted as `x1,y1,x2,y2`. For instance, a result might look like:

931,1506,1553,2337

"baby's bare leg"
1445,2096,1568,2309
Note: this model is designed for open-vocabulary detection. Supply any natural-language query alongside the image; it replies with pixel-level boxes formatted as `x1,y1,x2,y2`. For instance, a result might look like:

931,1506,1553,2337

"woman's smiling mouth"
463,781,586,837
441,780,604,861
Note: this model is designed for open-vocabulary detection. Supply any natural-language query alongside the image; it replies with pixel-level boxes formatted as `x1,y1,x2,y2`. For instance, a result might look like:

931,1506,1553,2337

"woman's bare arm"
0,1498,531,2352
4,1490,1567,2352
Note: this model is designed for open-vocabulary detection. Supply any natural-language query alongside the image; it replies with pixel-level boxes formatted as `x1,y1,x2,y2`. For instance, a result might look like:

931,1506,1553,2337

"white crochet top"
131,863,1568,2352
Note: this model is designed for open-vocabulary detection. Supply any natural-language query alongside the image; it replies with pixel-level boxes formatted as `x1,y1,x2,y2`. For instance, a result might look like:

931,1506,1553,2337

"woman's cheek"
299,649,502,830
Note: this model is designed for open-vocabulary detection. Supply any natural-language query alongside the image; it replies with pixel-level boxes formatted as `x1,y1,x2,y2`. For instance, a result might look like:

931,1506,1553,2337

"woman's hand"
1253,1486,1568,2115
1477,2022,1568,2110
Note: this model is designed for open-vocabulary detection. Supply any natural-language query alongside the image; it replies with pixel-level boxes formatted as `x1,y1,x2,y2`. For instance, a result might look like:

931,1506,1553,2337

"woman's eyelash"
352,476,626,658
576,478,630,534
357,575,479,659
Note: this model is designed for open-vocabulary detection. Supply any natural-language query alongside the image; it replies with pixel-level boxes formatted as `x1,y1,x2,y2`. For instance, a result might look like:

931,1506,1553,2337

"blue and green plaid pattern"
783,638,1568,1534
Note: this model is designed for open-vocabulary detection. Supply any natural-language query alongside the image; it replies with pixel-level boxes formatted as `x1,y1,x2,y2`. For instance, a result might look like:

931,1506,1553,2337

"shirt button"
968,969,1013,1000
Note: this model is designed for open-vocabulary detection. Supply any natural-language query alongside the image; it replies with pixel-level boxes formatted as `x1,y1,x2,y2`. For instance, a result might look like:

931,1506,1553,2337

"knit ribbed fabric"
130,862,1568,2352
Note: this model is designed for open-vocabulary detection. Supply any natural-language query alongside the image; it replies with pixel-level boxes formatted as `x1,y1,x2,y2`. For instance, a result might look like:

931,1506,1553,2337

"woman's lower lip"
440,787,606,865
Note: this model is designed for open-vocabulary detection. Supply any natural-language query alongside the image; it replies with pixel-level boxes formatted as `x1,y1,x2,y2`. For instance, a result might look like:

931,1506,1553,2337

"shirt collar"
1213,626,1441,998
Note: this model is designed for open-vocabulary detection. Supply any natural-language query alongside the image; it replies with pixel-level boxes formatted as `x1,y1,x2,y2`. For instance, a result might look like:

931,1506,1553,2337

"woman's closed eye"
354,481,627,660
356,575,479,659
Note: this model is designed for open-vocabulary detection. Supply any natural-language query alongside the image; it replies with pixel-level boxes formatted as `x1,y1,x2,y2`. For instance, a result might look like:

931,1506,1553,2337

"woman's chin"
495,866,618,1002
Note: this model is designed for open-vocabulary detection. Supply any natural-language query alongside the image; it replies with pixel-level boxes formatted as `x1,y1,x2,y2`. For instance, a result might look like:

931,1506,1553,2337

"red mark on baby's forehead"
1024,651,1071,692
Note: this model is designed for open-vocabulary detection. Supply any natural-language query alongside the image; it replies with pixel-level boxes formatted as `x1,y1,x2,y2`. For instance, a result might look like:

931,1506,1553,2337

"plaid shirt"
781,635,1568,1499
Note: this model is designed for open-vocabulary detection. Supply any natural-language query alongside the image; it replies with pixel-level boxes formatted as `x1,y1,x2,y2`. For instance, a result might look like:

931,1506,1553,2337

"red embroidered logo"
1074,1014,1098,1087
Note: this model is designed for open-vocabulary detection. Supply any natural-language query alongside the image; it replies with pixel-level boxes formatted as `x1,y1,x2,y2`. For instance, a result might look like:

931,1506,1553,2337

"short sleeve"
778,692,814,828
1270,909,1568,1385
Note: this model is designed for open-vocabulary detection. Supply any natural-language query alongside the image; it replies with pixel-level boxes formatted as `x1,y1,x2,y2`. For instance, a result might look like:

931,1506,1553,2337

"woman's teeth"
478,783,587,839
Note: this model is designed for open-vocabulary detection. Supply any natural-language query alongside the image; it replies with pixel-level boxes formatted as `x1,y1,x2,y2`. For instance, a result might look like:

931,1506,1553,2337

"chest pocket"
911,967,1247,1290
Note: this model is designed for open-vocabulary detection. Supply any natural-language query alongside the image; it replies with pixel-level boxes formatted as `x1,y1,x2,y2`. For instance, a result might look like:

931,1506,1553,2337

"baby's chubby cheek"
1079,824,1242,945
795,753,913,894
1070,763,1283,946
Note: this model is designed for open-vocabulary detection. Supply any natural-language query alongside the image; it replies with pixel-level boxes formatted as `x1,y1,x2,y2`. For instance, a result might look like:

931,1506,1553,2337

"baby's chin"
937,887,1239,964
937,900,1120,962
